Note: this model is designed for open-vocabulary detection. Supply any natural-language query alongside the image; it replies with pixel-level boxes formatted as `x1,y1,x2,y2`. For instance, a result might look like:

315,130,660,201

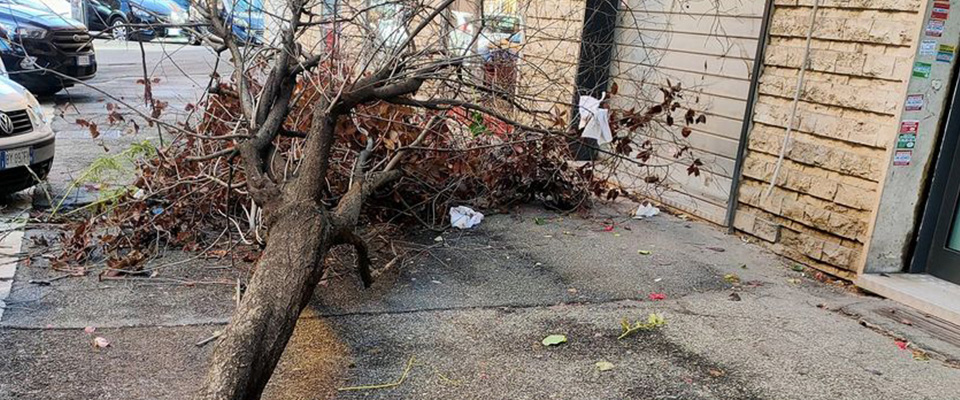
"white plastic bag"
450,206,484,229
578,94,613,145
633,203,660,220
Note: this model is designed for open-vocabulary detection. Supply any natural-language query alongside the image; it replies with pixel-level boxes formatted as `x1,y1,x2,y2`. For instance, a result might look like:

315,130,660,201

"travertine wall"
734,0,923,277
516,0,585,115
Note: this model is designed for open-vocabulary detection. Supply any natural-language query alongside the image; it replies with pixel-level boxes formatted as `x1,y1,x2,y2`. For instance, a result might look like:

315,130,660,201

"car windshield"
226,0,262,14
0,0,52,11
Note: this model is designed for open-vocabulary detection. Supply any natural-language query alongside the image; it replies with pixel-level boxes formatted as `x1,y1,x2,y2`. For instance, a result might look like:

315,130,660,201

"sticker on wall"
934,79,945,91
905,94,925,111
914,62,933,78
938,44,956,63
927,20,945,37
900,120,920,134
894,150,914,166
897,133,917,149
932,2,951,20
921,39,939,56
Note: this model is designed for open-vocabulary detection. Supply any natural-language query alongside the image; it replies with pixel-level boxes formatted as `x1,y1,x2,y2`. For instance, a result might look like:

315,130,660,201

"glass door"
928,151,960,284
923,74,960,284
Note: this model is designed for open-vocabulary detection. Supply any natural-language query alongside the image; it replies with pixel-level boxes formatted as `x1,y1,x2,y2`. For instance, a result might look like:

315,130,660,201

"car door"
84,0,108,30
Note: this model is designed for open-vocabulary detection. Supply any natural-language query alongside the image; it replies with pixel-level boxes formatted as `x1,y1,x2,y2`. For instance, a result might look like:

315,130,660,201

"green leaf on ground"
618,313,667,340
792,265,804,272
637,250,652,255
534,217,547,225
595,361,615,372
542,334,567,346
723,274,740,284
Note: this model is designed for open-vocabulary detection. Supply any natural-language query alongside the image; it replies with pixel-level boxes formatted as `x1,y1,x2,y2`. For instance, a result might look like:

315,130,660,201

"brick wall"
734,0,922,277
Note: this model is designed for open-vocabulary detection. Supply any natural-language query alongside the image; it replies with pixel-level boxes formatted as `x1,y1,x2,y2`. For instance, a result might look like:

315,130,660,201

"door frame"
912,63,960,278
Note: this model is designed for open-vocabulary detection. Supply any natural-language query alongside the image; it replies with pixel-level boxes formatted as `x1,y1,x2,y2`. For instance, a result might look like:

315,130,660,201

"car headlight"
133,8,152,19
0,21,15,37
0,22,47,40
25,91,48,126
13,26,47,39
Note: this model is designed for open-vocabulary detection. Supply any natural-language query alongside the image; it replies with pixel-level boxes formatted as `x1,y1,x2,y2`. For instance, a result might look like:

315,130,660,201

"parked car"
0,66,55,195
223,0,263,45
169,0,263,45
83,0,187,41
0,1,97,95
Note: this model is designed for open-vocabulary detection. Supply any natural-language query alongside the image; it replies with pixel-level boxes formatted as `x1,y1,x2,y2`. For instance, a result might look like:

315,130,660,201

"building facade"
290,0,960,323
514,0,959,323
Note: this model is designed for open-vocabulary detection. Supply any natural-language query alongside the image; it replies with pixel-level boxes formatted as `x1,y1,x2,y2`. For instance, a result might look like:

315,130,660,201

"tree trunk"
196,97,345,400
197,202,334,400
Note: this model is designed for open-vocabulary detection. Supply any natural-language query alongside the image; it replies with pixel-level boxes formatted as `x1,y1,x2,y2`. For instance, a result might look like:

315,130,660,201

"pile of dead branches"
52,70,596,274
52,68,705,278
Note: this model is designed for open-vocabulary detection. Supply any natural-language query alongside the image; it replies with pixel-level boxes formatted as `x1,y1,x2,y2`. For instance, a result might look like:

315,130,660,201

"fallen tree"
50,1,711,399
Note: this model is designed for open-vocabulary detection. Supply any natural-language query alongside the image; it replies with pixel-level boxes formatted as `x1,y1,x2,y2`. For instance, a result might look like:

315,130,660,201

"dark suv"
0,1,97,95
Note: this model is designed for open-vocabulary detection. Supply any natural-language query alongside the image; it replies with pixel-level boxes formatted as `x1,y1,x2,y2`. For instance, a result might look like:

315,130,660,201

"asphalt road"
3,203,960,400
39,39,223,187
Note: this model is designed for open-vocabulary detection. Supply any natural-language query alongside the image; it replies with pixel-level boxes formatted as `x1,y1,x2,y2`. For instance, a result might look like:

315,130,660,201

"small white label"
921,39,938,56
894,150,913,166
905,94,924,111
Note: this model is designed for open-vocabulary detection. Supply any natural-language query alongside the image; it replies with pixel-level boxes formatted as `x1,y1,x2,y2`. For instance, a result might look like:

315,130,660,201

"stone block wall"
734,0,923,277
516,0,585,115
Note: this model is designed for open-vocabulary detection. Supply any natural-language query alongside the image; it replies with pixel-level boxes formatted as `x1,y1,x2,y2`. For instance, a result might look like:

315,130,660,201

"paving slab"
0,242,239,329
0,315,348,400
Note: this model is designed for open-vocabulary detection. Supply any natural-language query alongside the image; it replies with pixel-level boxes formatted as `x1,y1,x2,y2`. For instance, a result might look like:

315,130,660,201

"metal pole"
571,0,619,160
724,0,776,232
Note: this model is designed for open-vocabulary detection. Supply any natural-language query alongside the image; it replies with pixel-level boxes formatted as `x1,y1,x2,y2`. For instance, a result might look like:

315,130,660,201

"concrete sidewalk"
2,205,960,399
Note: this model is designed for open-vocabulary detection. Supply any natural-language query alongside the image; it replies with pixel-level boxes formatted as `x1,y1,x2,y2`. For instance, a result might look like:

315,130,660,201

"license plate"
1,147,31,170
167,28,181,36
77,55,91,66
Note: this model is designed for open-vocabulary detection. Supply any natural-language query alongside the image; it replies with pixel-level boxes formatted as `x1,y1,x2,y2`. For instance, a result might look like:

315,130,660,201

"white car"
0,68,53,195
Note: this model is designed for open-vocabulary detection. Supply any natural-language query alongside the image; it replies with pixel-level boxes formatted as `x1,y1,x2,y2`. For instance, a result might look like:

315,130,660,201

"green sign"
897,133,917,149
913,62,933,78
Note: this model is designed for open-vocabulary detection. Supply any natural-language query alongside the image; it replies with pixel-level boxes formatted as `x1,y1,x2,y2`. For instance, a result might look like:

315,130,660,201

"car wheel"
111,17,128,41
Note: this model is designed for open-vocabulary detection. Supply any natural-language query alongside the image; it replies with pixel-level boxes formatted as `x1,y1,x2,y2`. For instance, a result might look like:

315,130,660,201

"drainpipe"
570,0,619,160
724,0,776,232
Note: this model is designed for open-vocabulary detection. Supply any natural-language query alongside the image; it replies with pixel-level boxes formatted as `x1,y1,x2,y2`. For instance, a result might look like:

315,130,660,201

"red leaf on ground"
895,340,908,350
648,293,666,301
